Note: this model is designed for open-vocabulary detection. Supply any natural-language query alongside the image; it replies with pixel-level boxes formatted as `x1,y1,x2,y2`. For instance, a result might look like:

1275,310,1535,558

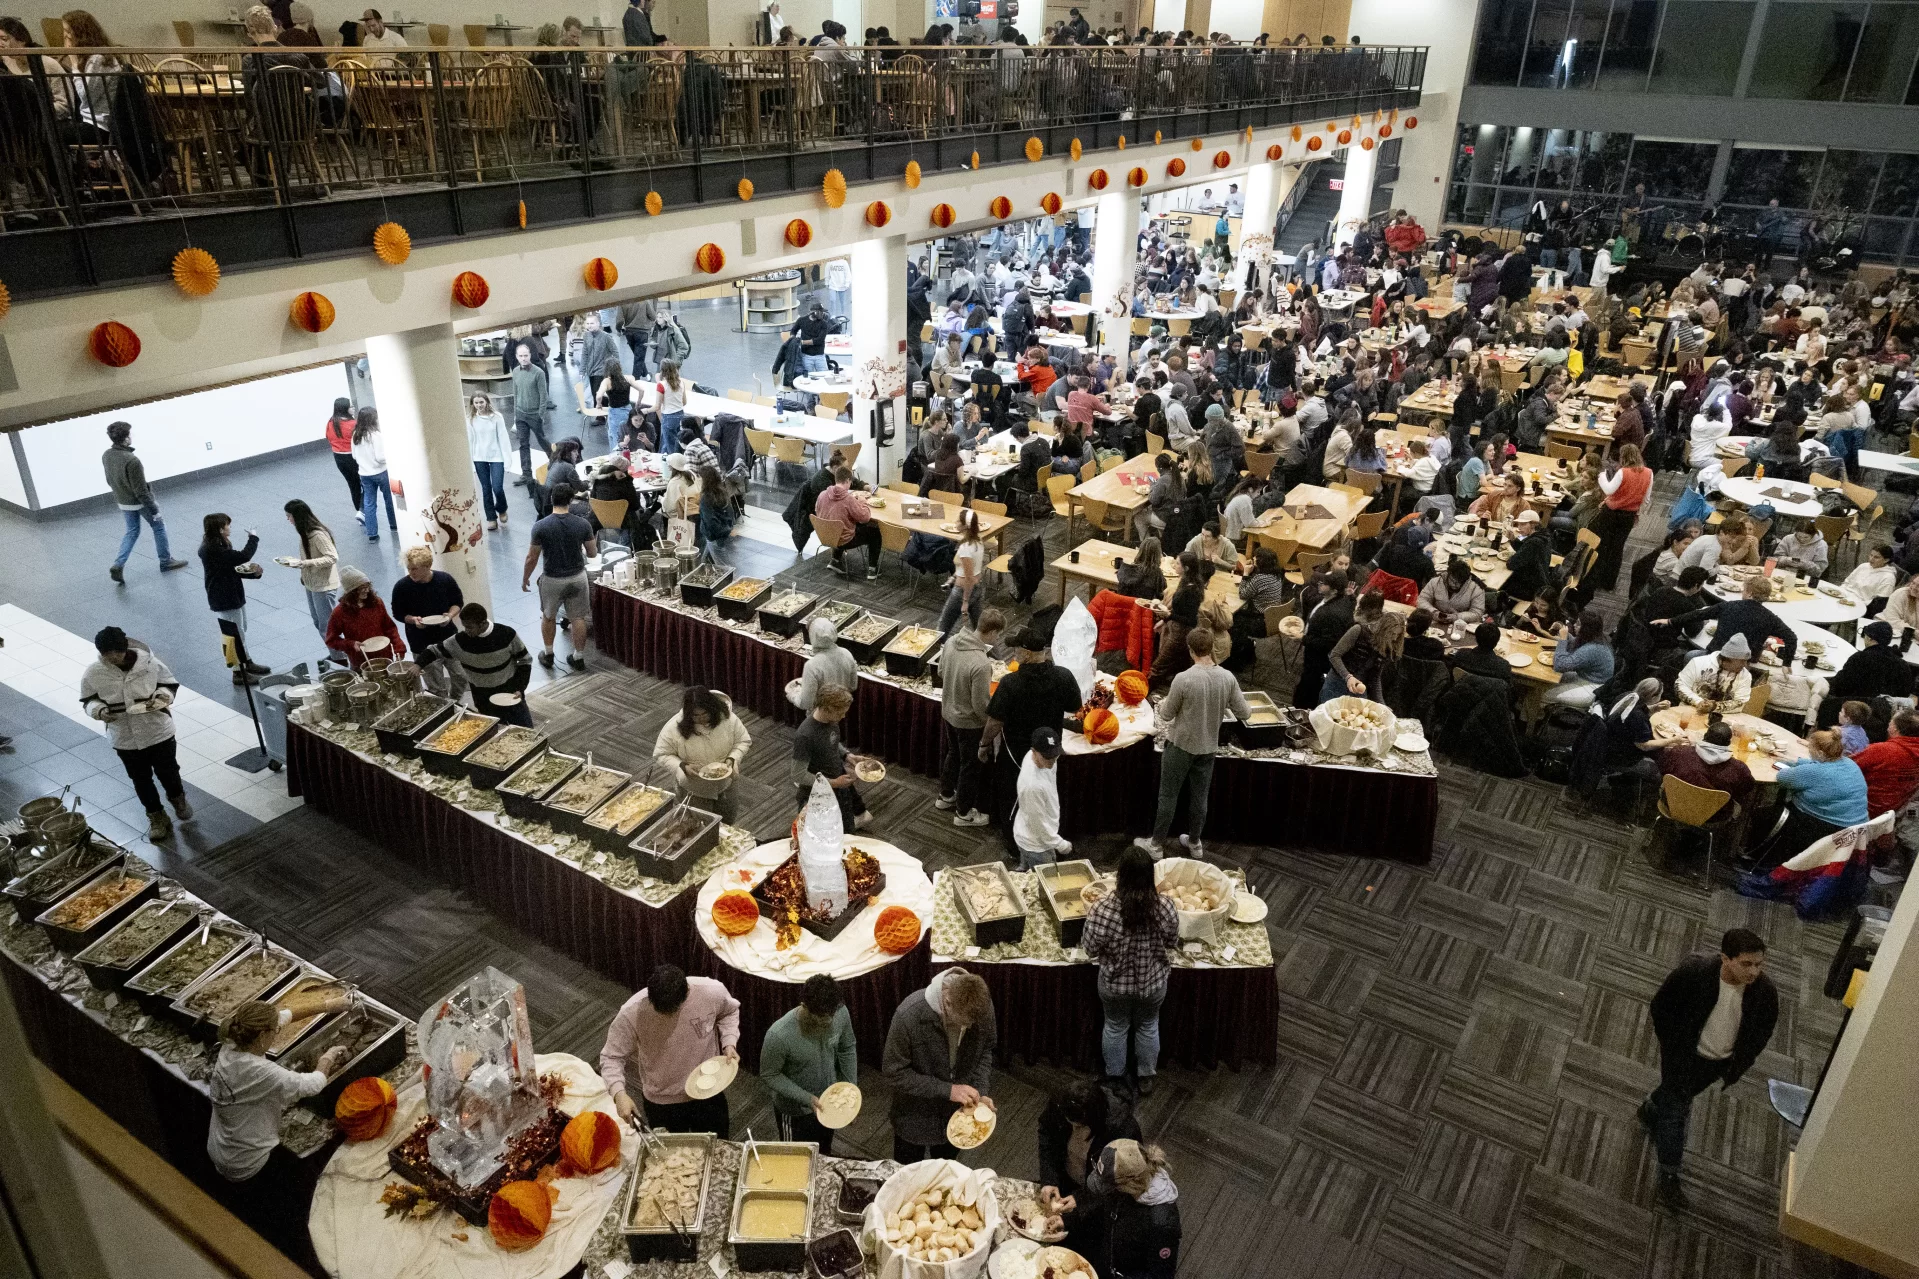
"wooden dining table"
1649,707,1808,784
1050,539,1242,616
864,492,1014,555
1067,451,1159,534
1249,482,1370,551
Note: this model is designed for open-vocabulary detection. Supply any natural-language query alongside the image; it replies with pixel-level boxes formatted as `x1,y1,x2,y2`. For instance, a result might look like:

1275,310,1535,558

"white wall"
1210,0,1264,40
1347,0,1475,231
0,436,28,508
17,363,351,509
61,1141,228,1279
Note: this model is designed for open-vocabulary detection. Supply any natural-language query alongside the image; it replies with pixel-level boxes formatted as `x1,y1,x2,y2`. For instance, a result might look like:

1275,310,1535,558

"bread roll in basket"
1308,696,1398,757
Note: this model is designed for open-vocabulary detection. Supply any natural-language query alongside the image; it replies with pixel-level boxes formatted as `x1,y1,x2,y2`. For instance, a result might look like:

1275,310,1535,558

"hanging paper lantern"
1039,192,1062,215
583,257,618,291
1266,144,1283,161
1405,116,1418,129
517,200,527,229
1069,138,1082,160
1025,136,1043,162
1374,109,1382,123
1291,125,1301,141
88,321,140,367
644,190,663,215
1087,168,1109,190
171,247,220,297
1166,158,1185,178
904,159,921,188
989,196,1012,219
784,218,812,248
737,178,754,202
1117,135,1126,149
930,203,956,228
970,151,980,170
1153,130,1162,144
865,200,891,228
373,221,410,265
695,243,725,274
1306,135,1323,152
1337,129,1352,145
0,279,12,322
451,271,490,309
1379,124,1392,139
289,291,335,333
1361,137,1375,151
822,168,847,208
1127,166,1147,187
1190,137,1203,152
1213,150,1230,169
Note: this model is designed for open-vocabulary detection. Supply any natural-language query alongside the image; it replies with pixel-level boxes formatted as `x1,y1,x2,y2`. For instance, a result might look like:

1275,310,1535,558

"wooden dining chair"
887,481,920,494
808,515,847,555
1286,548,1337,587
726,389,753,402
1079,460,1097,483
754,395,778,407
1342,469,1382,495
426,23,450,46
971,498,1008,518
1244,450,1278,481
455,59,516,181
1047,474,1078,534
464,23,490,46
1813,513,1853,558
589,498,629,534
1545,441,1583,462
1653,775,1734,885
1349,510,1390,543
1246,530,1298,570
834,442,862,473
1808,472,1844,491
770,436,810,472
1145,432,1166,456
744,428,775,478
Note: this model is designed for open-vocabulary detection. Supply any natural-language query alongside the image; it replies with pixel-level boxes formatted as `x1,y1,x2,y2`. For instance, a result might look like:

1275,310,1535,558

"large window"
1750,2,1867,98
1647,1,1754,93
1845,2,1919,99
1597,0,1662,88
1724,147,1823,207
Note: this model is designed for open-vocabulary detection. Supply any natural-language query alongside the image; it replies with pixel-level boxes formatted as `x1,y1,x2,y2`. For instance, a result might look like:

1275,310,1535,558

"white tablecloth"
1717,476,1822,519
310,1053,634,1279
1060,674,1155,755
696,838,936,982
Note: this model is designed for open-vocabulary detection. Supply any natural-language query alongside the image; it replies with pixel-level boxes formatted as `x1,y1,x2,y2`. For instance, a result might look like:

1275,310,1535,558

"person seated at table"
1015,348,1058,408
1570,677,1667,801
1375,522,1435,590
920,432,965,498
1545,611,1615,709
1062,374,1112,436
1816,620,1915,727
1455,437,1498,505
1147,553,1209,690
601,963,742,1137
1880,573,1919,638
1451,621,1515,682
1515,383,1564,453
759,974,858,1153
1772,520,1829,581
662,452,701,532
1058,1140,1182,1279
1494,507,1550,601
1111,535,1168,603
1744,728,1868,869
1675,633,1755,713
1660,575,1797,665
695,463,736,548
1345,423,1386,475
1419,557,1487,622
1184,519,1238,572
1744,421,1811,484
931,334,968,397
1658,718,1757,815
588,459,649,542
815,467,881,581
1835,699,1874,757
884,968,997,1165
1404,436,1441,497
1469,476,1525,525
1646,523,1703,591
793,686,873,829
1678,513,1762,573
1402,607,1448,663
1510,586,1570,639
1843,545,1898,614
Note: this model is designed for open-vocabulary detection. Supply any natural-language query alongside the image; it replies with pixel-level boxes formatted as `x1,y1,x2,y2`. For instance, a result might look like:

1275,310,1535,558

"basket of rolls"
1307,695,1398,757
1154,856,1234,945
864,1160,1001,1279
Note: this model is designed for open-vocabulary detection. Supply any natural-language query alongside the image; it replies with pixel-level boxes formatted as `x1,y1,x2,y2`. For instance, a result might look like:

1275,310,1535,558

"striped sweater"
423,624,531,693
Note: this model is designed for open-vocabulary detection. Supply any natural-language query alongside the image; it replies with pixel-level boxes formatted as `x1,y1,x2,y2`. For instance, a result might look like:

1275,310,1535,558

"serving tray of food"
371,693,457,757
74,898,199,989
542,763,632,836
171,941,302,1039
882,625,945,678
496,749,583,821
461,725,548,790
757,589,820,638
124,918,250,1013
713,576,772,623
840,613,902,665
415,710,501,777
950,862,1028,947
36,861,159,951
679,563,735,609
621,1131,712,1262
583,781,674,853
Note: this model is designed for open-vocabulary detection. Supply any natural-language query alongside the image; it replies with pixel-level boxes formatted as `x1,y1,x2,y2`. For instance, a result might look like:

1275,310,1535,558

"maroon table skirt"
286,725,698,990
593,584,944,776
689,936,931,1073
931,959,1278,1070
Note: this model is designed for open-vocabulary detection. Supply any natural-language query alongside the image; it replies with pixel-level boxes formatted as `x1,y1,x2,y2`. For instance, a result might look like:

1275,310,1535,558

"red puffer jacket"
1087,590,1155,672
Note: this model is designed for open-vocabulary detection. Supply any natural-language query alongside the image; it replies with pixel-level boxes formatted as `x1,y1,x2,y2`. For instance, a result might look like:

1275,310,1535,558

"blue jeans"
474,461,506,522
360,472,396,538
1017,845,1059,871
114,501,171,568
1567,247,1584,282
660,410,684,444
801,353,828,374
1098,980,1165,1078
1540,248,1559,269
1151,743,1216,842
606,405,631,456
938,584,981,637
306,588,345,660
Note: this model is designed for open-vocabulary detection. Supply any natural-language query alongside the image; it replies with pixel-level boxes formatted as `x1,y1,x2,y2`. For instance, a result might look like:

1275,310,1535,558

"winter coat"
1649,954,1778,1084
1433,671,1526,776
651,692,751,788
1087,590,1156,672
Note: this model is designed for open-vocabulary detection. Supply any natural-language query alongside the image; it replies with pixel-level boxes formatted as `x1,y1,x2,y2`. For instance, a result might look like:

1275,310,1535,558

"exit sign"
1328,179,1346,190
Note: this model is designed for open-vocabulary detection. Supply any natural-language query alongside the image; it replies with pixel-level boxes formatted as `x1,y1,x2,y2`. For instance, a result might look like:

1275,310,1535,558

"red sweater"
1853,734,1919,818
325,597,406,667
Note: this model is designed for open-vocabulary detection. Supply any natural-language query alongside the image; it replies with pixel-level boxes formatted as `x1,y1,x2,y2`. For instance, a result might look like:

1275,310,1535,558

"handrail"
38,42,1429,54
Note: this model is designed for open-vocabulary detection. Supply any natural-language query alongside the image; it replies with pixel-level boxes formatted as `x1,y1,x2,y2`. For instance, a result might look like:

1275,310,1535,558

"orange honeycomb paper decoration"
88,321,140,367
1306,135,1322,152
785,218,813,248
488,1182,553,1252
1266,144,1283,161
1405,116,1418,129
1379,124,1392,138
822,168,847,207
1069,138,1082,160
289,291,336,333
334,1077,396,1142
644,191,663,215
713,891,760,935
1337,129,1352,145
1127,166,1147,187
517,200,527,228
373,221,410,264
930,203,956,228
451,271,490,308
1117,135,1126,149
1166,158,1185,177
171,247,220,296
1153,130,1162,144
1081,707,1120,745
1213,149,1230,168
1039,192,1061,215
1087,168,1109,190
1025,136,1043,161
737,178,754,201
1243,125,1253,141
1325,120,1337,132
1361,136,1375,151
1114,670,1149,705
583,257,619,291
874,905,921,954
865,200,891,228
1291,125,1302,141
695,243,726,274
904,159,921,188
0,279,10,321
969,150,980,169
989,196,1012,219
1189,137,1202,152
559,1110,622,1176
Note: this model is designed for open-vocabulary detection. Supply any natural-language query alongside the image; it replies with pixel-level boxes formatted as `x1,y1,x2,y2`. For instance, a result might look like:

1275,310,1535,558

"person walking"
421,603,534,726
1640,929,1778,1211
758,974,857,1153
466,393,512,531
938,509,987,637
1012,728,1073,870
277,499,344,666
521,482,599,672
390,546,464,699
936,608,1000,828
350,408,397,541
198,514,269,685
600,963,741,1136
1082,845,1180,1094
101,421,188,583
323,396,360,509
80,627,193,842
509,340,553,493
795,617,859,711
652,685,752,822
1136,628,1250,859
657,360,689,443
883,968,996,1165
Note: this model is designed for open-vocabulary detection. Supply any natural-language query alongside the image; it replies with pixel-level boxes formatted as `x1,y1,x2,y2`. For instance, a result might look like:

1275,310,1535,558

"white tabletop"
1317,289,1367,311
1859,449,1919,478
1048,301,1093,318
1140,307,1206,322
794,374,855,396
1718,475,1823,520
1718,437,1826,461
1706,577,1868,626
637,384,853,445
825,333,853,356
765,414,855,446
1036,332,1087,350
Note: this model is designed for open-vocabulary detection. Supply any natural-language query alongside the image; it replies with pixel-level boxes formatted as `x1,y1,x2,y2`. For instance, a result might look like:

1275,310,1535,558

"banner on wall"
934,0,1000,18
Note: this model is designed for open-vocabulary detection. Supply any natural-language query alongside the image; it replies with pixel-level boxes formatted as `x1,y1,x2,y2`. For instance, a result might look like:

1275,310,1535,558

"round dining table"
1649,708,1809,783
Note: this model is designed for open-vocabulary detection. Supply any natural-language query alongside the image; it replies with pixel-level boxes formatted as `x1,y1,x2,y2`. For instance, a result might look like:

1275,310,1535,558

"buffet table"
927,868,1278,1069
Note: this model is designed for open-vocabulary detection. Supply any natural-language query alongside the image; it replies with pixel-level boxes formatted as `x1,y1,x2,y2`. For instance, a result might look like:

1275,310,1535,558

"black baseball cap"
1030,727,1062,759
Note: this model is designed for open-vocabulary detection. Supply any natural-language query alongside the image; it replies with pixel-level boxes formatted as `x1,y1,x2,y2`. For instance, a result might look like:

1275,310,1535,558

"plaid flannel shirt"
1082,893,1181,998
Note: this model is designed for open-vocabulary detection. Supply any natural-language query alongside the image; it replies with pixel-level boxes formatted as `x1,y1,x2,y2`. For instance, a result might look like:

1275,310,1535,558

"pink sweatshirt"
599,977,741,1104
814,484,872,544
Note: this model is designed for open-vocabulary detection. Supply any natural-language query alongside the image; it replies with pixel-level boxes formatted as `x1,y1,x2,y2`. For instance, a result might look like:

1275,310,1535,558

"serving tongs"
622,1109,668,1158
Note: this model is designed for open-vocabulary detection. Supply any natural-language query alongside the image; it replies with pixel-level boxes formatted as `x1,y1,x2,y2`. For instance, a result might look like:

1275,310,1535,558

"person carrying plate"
652,685,751,822
601,963,741,1137
759,975,857,1153
882,968,995,1165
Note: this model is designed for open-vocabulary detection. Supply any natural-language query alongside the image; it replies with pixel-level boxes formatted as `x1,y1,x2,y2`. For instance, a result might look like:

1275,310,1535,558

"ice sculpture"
419,967,546,1187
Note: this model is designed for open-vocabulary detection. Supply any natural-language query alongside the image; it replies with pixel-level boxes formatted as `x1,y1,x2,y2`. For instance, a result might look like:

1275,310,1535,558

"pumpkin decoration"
865,200,891,228
488,1181,553,1252
1306,135,1322,152
874,905,921,955
1039,192,1062,215
904,159,921,188
784,218,812,248
1127,166,1147,187
1267,144,1284,161
737,178,754,202
1213,149,1230,169
1081,707,1120,745
1024,136,1043,162
1337,129,1352,145
1069,137,1082,160
712,891,760,936
88,321,140,367
1361,136,1375,151
0,278,10,321
518,199,527,229
1379,124,1393,138
289,290,336,333
695,243,726,274
644,190,663,215
452,271,490,309
334,1076,397,1142
989,196,1012,219
930,203,956,228
1190,137,1203,152
583,257,619,291
1166,158,1185,178
1115,670,1149,706
1087,168,1109,190
1404,116,1418,129
559,1110,622,1176
171,247,220,297
373,221,411,264
822,168,847,208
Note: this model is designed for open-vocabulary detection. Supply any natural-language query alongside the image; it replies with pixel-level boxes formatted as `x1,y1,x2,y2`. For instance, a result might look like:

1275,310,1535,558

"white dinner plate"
1504,651,1533,668
684,1054,738,1100
1394,732,1430,754
1229,891,1269,924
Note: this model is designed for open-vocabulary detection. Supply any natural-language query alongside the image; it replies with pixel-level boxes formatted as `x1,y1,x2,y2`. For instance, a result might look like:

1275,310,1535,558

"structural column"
1231,160,1301,292
847,233,908,489
364,323,493,611
1333,142,1378,250
1090,187,1143,376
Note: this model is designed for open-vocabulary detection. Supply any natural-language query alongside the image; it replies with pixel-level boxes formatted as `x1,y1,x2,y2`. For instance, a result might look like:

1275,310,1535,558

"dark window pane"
1563,0,1613,85
1750,3,1867,99
1521,0,1577,85
1724,148,1822,206
1453,124,1516,187
1812,149,1884,214
1472,0,1535,85
1844,2,1919,101
1649,1,1755,94
1462,184,1498,224
1862,217,1912,261
1535,128,1582,189
1494,188,1539,231
1504,127,1546,188
1626,139,1718,200
1447,183,1471,222
1575,132,1633,194
1877,153,1919,217
1597,0,1660,89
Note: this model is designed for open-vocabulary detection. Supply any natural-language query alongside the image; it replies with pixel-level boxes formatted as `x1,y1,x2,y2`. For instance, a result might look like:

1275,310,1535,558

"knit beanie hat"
340,565,371,594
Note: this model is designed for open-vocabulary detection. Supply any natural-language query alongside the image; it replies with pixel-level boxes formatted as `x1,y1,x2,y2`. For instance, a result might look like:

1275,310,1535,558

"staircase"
1273,163,1396,259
